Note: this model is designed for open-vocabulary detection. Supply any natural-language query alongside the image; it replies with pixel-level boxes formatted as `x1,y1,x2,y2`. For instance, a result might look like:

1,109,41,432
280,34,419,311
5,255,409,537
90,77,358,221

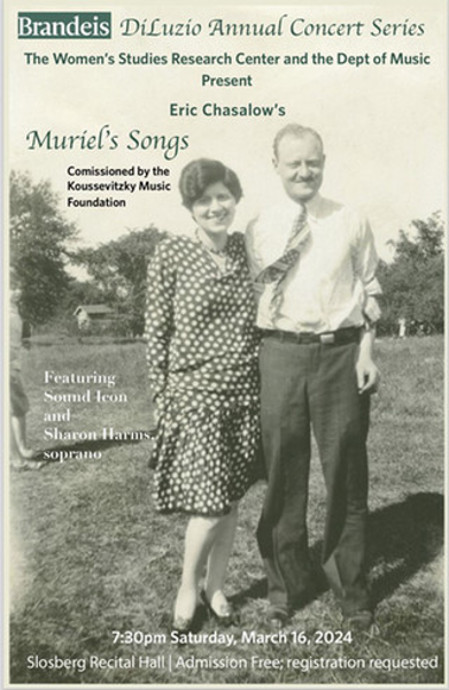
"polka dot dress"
144,232,260,516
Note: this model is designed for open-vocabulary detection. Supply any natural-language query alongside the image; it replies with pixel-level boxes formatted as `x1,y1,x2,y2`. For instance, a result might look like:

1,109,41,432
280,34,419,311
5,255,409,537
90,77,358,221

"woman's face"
191,181,237,235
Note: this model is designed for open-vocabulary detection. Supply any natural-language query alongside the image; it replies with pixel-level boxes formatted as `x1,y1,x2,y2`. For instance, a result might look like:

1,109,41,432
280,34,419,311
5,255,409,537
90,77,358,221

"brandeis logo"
18,12,112,39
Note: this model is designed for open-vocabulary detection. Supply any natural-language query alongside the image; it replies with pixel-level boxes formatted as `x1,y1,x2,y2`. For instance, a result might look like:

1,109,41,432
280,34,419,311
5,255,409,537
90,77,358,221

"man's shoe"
343,609,377,633
266,606,291,629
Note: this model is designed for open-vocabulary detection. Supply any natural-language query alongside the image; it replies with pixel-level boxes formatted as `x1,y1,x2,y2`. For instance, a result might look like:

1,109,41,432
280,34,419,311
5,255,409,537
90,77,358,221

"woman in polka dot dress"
144,159,260,631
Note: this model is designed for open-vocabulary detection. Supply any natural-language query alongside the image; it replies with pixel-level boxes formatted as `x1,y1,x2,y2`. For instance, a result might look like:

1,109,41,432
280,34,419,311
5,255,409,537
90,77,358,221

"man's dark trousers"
257,332,371,615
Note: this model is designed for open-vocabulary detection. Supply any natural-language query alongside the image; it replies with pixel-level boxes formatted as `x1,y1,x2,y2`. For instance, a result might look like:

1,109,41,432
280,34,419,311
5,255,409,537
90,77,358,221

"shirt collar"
304,193,323,219
282,193,323,221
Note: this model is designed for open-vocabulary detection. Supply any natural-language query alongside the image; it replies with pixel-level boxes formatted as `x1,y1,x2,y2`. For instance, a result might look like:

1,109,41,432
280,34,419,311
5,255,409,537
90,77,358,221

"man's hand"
356,353,380,395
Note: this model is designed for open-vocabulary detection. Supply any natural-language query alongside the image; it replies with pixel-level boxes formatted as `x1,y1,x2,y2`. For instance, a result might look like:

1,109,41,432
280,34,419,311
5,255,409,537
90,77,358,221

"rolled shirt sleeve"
354,217,382,325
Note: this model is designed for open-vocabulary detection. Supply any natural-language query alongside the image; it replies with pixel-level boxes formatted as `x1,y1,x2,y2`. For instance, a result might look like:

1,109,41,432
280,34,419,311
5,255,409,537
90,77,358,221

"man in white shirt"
246,124,381,630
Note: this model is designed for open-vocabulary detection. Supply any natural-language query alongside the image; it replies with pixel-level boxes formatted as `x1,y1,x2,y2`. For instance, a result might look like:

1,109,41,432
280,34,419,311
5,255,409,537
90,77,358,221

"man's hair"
273,124,324,159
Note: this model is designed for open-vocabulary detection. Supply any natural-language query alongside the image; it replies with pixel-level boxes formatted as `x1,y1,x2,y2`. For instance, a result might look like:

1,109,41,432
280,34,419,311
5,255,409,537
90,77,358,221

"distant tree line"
9,170,78,325
9,171,445,337
10,171,166,336
71,226,167,336
376,212,444,336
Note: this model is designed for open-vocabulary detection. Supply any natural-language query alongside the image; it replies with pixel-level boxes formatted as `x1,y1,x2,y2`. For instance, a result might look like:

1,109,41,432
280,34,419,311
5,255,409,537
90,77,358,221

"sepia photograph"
3,0,447,687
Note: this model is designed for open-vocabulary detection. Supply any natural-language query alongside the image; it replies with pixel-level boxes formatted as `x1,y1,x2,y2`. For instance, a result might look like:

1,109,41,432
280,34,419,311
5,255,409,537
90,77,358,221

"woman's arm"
144,241,176,407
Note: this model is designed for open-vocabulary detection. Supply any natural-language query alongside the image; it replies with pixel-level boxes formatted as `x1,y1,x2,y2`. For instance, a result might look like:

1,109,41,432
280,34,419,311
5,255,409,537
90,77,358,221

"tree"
41,279,108,335
73,226,166,335
10,170,78,325
62,279,107,313
378,212,444,335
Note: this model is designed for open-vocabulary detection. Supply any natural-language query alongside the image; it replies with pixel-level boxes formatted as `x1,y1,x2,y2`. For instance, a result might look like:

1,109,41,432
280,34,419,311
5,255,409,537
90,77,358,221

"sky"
5,0,447,261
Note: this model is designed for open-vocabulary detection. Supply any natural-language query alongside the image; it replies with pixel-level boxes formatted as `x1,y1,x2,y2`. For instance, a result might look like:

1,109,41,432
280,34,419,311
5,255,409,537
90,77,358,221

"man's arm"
244,216,262,279
353,216,382,394
244,216,266,303
356,325,380,394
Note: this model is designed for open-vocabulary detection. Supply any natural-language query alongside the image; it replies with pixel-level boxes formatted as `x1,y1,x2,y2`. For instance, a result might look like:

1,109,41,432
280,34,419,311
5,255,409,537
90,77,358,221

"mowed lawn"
8,336,445,686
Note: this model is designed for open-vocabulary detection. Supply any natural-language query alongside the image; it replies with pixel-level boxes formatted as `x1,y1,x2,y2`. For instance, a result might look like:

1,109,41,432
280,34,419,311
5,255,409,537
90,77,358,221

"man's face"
274,133,325,203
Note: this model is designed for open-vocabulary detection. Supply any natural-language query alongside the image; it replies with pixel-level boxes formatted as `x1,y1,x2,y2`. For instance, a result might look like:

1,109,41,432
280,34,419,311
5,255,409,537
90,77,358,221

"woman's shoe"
171,614,194,634
172,588,198,634
200,590,239,626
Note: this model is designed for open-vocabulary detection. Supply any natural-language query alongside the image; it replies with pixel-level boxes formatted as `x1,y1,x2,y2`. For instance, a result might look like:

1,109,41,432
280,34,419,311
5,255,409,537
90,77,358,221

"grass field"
7,336,445,686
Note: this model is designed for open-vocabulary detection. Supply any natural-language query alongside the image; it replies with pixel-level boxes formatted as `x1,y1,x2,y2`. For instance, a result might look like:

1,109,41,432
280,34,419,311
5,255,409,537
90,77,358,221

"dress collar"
194,228,229,256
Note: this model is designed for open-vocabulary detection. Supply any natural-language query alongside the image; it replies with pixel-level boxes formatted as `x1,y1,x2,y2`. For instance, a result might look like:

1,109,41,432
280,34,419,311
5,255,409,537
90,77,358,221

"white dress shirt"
245,194,381,333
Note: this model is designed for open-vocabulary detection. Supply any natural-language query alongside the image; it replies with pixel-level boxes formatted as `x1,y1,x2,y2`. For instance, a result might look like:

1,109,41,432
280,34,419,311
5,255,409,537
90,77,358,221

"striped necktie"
258,204,309,322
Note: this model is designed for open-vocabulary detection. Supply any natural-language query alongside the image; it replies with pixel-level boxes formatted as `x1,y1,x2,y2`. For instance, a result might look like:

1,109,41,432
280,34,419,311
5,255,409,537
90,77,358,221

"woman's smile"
191,181,237,237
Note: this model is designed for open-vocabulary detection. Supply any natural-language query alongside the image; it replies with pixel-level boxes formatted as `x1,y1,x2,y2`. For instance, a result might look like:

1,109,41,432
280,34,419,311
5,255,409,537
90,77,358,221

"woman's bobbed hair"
179,158,243,210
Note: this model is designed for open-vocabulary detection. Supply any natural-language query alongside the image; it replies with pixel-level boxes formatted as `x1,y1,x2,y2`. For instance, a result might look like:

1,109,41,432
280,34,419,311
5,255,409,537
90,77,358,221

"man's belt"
262,326,361,345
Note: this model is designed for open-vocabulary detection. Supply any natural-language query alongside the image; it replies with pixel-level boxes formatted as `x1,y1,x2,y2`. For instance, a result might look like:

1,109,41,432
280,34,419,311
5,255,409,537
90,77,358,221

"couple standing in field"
144,123,381,634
